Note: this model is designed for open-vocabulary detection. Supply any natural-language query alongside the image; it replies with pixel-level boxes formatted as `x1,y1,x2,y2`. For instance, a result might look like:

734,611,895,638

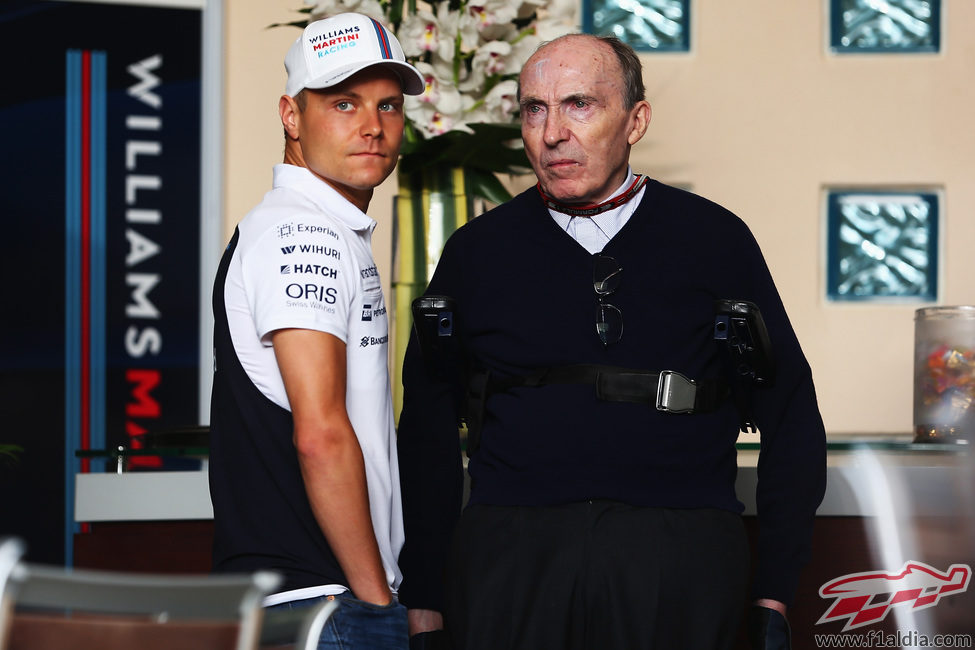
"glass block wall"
830,0,941,53
582,0,690,51
826,191,939,301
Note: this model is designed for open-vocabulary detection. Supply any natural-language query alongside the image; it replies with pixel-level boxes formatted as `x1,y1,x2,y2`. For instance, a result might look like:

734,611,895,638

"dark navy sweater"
397,180,827,610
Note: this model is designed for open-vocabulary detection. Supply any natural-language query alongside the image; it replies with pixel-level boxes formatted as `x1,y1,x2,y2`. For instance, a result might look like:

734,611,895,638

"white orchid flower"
405,101,464,137
532,14,578,41
509,32,542,66
483,79,520,121
408,62,464,114
445,3,481,53
459,40,512,91
309,0,386,23
399,10,443,58
535,0,579,28
467,0,518,30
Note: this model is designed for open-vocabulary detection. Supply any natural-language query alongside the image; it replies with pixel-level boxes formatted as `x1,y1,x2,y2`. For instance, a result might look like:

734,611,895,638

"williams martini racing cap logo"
817,561,971,631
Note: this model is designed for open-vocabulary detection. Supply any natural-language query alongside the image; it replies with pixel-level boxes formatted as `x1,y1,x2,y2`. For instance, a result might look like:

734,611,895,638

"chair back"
6,563,280,650
0,538,26,649
259,598,339,650
294,599,339,650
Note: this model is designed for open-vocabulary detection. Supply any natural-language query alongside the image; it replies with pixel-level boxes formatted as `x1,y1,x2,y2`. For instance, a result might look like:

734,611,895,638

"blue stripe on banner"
90,51,107,472
370,18,392,59
64,49,81,567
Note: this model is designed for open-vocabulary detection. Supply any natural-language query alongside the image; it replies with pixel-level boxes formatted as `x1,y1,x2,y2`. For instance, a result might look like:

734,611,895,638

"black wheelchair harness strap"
465,364,730,455
483,364,728,412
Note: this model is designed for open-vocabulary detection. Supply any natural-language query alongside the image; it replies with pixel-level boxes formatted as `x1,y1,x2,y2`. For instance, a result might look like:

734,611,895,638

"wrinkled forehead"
519,38,622,102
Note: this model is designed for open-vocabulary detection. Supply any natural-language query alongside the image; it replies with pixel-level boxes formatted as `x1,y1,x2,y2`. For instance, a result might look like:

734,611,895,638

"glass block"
826,190,939,301
830,0,941,53
582,0,690,52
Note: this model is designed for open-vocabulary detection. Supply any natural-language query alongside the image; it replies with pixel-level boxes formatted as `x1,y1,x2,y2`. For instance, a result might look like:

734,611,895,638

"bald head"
520,34,646,110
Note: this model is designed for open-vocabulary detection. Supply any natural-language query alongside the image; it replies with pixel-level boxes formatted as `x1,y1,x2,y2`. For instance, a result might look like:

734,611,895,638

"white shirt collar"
549,168,645,253
273,163,377,234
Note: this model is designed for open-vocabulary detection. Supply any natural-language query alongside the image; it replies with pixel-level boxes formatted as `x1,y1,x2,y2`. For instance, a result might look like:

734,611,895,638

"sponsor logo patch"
818,561,972,631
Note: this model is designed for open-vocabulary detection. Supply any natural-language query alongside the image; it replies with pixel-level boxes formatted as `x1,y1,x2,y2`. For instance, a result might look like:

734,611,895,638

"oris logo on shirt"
285,283,338,304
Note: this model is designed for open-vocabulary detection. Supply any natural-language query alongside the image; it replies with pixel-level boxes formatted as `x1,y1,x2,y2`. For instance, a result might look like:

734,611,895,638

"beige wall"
224,1,975,436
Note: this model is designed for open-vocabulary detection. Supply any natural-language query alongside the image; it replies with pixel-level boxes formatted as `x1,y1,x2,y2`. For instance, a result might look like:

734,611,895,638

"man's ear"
279,95,300,140
627,100,652,146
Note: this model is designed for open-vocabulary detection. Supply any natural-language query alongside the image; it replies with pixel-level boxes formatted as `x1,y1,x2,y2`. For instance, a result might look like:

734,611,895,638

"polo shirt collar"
273,163,377,233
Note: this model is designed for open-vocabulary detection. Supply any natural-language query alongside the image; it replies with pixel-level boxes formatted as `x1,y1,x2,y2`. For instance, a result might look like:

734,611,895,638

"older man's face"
519,36,648,206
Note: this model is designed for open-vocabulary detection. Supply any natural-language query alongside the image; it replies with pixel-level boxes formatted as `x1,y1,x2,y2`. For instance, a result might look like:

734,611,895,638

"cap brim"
303,60,425,96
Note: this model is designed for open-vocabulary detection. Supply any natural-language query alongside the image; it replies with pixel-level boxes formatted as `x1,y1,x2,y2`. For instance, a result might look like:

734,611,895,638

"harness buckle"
656,370,697,414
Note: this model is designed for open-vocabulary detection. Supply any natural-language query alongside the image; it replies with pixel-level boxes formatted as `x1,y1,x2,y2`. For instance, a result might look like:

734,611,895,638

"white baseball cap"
284,13,425,97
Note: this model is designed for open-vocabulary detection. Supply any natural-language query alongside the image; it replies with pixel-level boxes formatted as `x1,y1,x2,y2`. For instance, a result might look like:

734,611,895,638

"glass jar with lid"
913,306,975,443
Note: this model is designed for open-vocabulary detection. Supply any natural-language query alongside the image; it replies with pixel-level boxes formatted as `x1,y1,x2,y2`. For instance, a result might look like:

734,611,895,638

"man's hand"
748,599,791,650
408,609,447,650
408,609,443,636
273,328,392,606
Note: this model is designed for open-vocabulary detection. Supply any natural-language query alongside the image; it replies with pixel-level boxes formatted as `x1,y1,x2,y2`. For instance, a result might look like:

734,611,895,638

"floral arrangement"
276,0,577,203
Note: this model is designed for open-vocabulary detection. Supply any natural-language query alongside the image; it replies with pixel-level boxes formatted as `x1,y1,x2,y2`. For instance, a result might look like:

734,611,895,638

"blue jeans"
267,593,408,649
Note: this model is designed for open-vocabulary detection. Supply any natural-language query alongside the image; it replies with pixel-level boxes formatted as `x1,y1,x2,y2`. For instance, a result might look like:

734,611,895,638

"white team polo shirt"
224,163,404,603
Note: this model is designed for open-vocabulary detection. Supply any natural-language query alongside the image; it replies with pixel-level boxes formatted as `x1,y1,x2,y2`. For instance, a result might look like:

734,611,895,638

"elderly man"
208,13,425,649
398,33,826,650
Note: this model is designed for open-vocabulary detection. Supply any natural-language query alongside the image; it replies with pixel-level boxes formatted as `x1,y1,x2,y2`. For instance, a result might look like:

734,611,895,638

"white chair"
260,598,339,650
6,563,280,650
0,538,26,650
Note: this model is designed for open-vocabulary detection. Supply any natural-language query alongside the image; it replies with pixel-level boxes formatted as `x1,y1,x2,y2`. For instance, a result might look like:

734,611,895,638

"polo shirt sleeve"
241,216,357,346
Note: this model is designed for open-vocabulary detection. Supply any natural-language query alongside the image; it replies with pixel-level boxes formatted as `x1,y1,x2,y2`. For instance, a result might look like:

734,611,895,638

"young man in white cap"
208,13,424,648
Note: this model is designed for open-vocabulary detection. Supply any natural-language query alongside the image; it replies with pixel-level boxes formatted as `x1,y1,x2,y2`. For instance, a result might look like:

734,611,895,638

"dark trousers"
444,501,749,650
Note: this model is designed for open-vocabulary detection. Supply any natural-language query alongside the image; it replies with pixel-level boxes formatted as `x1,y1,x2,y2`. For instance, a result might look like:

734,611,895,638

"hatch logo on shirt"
360,334,388,347
282,263,339,279
277,222,295,239
296,263,338,278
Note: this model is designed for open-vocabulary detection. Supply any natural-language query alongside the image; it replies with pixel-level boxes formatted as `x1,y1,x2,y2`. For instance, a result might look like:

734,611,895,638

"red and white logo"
817,561,971,631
